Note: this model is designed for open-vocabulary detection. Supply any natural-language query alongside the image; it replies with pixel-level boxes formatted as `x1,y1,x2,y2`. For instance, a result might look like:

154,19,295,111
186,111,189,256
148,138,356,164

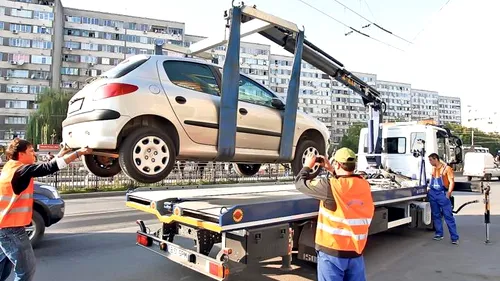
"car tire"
82,154,122,178
118,127,176,184
27,211,45,248
291,139,324,177
233,164,261,177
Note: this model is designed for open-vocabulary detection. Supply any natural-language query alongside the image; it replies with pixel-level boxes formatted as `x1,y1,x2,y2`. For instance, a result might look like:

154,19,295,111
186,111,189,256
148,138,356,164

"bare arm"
447,167,455,193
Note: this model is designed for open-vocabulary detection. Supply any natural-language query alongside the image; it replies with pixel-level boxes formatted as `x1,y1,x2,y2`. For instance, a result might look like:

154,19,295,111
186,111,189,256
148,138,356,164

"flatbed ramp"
126,183,427,232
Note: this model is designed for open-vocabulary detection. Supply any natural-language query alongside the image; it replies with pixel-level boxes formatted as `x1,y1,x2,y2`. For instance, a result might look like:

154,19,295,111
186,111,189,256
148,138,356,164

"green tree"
444,123,500,154
26,89,72,146
339,122,366,152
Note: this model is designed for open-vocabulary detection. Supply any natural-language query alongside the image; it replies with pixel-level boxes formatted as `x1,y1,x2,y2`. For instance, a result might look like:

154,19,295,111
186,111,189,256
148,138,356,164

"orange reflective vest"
315,175,374,257
0,160,34,228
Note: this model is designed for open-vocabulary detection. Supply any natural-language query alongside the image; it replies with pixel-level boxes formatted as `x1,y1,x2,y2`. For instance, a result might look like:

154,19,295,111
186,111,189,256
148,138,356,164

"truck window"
410,132,426,152
384,137,406,154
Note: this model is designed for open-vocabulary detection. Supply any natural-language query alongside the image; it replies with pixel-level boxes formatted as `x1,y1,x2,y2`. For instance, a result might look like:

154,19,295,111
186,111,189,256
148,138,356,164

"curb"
61,191,127,200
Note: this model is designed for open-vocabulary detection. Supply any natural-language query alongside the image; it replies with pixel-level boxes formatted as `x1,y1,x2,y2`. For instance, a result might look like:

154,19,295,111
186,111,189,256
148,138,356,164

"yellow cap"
333,147,357,163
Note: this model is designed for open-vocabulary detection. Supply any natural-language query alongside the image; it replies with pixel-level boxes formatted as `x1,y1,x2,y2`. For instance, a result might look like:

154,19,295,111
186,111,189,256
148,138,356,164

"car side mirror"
271,98,285,110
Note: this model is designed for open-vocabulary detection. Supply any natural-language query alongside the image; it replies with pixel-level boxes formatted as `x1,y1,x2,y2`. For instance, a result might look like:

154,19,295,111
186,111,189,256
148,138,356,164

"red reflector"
93,83,138,100
208,262,228,278
136,233,152,247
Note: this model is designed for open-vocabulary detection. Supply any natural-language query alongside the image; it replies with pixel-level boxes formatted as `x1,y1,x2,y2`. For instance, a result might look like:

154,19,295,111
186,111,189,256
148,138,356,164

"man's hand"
317,155,335,174
446,191,452,199
57,146,72,158
304,155,317,169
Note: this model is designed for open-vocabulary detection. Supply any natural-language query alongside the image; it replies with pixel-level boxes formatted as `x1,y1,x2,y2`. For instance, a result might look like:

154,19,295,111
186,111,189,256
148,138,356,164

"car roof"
148,55,220,68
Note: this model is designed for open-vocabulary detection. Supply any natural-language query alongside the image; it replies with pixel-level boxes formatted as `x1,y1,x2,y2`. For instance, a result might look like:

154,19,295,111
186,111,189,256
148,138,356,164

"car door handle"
239,108,248,115
175,96,186,104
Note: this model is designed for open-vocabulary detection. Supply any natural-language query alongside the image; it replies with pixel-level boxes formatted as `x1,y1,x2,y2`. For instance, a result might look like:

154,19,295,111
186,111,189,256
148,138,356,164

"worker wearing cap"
295,147,374,281
427,153,459,244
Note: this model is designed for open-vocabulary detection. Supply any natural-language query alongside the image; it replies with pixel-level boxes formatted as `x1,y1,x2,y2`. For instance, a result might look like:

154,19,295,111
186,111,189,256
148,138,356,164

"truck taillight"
93,83,138,100
208,262,229,278
136,233,152,247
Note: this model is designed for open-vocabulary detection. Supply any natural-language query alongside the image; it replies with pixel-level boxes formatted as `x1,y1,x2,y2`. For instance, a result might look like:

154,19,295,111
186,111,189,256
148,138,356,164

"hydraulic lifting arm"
155,3,385,166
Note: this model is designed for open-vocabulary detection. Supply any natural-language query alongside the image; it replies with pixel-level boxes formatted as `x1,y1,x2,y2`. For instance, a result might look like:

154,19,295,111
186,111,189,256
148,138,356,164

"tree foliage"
26,89,72,146
339,122,366,152
444,123,500,154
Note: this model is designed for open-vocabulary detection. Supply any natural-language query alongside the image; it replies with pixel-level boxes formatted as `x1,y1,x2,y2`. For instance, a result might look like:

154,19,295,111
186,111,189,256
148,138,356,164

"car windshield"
102,55,150,79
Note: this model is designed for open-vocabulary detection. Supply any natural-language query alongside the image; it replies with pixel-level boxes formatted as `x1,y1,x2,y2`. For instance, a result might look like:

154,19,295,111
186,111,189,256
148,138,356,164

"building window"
9,38,30,48
7,70,29,78
61,67,79,76
29,85,48,94
31,55,52,65
65,15,81,23
8,53,30,63
31,40,52,49
33,26,52,34
101,57,110,65
4,130,25,140
64,41,80,49
7,85,29,94
5,100,28,109
5,116,27,125
9,24,32,33
81,43,98,51
10,9,32,18
33,11,54,21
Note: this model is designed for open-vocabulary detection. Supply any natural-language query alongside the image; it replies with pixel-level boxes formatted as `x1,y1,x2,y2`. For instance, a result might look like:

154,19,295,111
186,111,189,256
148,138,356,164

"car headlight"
40,185,61,199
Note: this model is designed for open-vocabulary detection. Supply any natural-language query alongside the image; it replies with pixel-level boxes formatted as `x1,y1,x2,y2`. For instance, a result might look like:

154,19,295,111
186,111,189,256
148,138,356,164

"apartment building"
60,7,184,92
0,0,56,143
464,105,499,133
438,95,461,124
410,89,440,121
377,80,412,122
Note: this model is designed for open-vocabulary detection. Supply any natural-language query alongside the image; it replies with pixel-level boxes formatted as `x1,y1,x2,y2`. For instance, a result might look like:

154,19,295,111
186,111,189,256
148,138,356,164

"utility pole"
472,130,474,146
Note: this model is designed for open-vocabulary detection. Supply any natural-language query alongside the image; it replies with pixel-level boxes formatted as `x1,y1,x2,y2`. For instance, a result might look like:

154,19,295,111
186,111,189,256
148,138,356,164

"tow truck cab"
357,121,463,179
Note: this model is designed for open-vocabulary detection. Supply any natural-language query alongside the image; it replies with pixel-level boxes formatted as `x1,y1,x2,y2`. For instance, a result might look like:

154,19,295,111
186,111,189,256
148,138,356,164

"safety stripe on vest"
0,193,33,202
319,208,372,226
317,222,368,241
0,206,32,214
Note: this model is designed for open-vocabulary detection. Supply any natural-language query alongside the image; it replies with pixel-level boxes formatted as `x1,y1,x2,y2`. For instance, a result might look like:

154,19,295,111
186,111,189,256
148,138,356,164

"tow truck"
125,3,443,280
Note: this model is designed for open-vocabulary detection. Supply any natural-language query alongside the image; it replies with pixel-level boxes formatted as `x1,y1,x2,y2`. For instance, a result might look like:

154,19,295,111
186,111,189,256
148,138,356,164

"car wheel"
82,154,122,178
233,164,261,177
118,127,176,184
26,211,45,248
291,139,324,177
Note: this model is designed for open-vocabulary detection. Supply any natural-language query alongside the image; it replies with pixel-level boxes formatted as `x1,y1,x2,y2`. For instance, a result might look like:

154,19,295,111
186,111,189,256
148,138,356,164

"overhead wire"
411,0,453,42
328,0,413,44
296,0,405,52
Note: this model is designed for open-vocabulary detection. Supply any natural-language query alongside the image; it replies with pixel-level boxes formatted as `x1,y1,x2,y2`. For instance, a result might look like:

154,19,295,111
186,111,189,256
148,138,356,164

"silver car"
61,55,330,183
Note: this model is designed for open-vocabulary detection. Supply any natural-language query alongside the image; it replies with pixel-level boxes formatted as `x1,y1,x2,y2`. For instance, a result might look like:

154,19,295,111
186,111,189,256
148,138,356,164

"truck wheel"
26,211,45,248
233,164,261,177
82,154,121,178
291,139,324,177
118,127,176,184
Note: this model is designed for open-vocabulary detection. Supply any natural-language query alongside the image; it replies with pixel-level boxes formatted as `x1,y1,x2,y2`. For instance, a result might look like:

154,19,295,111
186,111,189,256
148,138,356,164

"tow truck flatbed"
126,182,427,232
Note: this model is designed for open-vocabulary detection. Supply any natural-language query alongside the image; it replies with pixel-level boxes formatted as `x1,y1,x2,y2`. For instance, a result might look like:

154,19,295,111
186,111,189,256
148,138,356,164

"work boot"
451,240,459,245
433,235,444,241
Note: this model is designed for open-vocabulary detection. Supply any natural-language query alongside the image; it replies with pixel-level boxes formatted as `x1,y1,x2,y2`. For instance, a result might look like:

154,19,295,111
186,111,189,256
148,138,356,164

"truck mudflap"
134,220,245,281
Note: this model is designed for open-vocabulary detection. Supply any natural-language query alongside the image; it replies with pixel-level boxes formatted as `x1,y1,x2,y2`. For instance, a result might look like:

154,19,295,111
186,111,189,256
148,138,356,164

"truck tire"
118,127,177,184
291,139,324,177
233,164,261,177
82,154,121,178
27,211,45,248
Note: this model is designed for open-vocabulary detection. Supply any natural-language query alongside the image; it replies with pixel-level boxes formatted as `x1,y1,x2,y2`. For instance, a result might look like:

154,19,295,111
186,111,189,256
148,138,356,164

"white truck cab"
357,121,463,180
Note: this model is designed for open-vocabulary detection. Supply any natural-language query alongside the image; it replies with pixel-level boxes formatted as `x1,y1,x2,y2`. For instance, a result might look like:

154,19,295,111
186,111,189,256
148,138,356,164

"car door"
160,59,221,146
235,74,283,151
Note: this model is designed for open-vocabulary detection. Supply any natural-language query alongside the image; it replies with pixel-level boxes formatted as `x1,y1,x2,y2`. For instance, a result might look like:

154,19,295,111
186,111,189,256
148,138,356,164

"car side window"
238,75,275,107
163,61,220,96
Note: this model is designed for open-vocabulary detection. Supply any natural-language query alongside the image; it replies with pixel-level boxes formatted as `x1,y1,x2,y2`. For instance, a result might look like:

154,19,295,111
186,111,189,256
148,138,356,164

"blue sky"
61,0,499,114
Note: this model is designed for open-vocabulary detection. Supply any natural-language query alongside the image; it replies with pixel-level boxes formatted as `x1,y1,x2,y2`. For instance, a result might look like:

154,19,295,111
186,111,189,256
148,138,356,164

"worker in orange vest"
0,138,92,281
295,147,374,281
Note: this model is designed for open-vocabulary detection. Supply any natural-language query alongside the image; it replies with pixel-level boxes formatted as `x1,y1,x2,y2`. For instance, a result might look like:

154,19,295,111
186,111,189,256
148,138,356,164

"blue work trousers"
428,187,459,241
0,227,36,281
317,251,366,281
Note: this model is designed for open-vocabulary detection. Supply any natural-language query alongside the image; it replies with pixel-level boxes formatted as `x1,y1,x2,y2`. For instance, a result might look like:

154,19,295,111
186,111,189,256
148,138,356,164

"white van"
357,122,463,180
463,152,500,181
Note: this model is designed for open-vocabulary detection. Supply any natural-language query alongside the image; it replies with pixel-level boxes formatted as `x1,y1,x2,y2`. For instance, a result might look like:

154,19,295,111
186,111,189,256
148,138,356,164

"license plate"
68,99,83,114
167,245,189,261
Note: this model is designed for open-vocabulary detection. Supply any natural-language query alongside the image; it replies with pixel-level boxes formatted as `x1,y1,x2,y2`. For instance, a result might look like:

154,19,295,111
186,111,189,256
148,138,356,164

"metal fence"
35,161,295,192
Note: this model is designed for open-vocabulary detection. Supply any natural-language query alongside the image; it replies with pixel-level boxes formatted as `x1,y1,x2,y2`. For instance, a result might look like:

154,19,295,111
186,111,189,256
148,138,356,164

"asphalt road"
8,178,500,281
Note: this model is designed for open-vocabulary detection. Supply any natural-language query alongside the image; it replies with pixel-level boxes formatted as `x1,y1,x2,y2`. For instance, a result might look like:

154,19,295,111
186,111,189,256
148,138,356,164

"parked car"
61,55,330,184
28,182,65,247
